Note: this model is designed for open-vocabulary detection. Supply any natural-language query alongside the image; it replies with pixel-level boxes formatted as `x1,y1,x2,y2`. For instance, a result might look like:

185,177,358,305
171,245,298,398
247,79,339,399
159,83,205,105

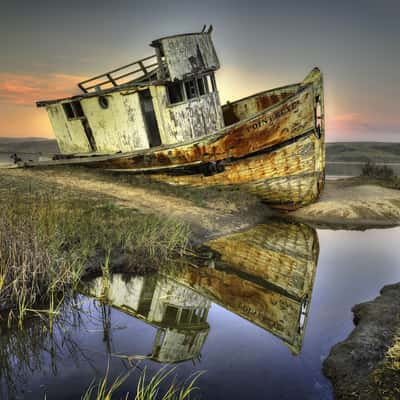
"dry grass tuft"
81,366,204,400
0,174,189,323
369,333,400,399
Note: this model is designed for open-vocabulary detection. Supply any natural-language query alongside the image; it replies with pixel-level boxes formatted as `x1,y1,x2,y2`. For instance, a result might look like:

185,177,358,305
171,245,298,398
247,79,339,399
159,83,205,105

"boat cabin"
37,26,225,154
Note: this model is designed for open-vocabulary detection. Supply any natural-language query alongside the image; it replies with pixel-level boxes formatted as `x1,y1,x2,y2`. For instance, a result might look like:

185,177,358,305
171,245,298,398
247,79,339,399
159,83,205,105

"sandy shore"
290,179,400,228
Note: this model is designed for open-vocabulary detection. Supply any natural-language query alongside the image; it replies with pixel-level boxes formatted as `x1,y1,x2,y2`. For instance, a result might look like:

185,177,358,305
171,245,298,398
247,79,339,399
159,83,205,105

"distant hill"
0,137,59,153
1,138,400,164
327,142,400,163
0,137,59,164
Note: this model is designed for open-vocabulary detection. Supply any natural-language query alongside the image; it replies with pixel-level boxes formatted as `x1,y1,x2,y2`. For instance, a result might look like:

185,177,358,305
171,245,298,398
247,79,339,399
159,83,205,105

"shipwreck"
32,26,325,209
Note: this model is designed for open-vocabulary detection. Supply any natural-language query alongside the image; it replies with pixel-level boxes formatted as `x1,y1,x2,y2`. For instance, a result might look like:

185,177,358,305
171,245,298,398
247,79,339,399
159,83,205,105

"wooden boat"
27,28,325,210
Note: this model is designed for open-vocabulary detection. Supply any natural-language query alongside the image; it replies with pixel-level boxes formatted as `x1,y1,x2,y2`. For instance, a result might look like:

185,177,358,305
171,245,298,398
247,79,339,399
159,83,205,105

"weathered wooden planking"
222,83,301,125
149,133,323,208
157,32,220,81
167,265,312,355
205,220,319,299
83,84,315,170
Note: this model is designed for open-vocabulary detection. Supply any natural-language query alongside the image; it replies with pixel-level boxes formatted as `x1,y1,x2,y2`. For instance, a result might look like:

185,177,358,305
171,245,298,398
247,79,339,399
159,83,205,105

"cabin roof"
36,80,166,107
150,29,211,46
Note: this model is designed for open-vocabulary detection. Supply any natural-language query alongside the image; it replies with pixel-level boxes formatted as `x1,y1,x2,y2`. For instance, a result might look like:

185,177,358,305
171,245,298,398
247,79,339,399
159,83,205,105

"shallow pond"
1,221,400,400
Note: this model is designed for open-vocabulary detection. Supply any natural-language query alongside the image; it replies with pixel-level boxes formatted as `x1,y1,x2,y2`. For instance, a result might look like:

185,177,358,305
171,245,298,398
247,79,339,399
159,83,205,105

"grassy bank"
0,173,189,323
369,333,400,399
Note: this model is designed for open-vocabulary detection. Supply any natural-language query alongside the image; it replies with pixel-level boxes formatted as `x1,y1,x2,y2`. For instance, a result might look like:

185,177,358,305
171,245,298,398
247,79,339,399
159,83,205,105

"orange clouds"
0,72,87,106
0,72,87,138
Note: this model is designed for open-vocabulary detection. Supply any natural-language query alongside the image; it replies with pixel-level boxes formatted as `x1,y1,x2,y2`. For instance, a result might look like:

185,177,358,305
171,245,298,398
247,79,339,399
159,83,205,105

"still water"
1,221,400,400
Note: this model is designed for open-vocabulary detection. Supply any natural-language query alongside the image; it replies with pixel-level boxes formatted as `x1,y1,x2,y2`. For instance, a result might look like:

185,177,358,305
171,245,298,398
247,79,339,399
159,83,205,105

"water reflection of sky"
1,227,400,400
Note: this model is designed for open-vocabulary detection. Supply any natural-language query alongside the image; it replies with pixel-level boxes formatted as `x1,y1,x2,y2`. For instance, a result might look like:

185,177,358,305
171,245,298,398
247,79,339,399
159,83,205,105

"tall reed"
0,176,189,322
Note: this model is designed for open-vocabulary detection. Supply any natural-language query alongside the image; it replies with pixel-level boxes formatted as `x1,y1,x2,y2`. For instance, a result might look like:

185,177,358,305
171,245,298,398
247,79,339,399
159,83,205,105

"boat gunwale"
221,81,301,109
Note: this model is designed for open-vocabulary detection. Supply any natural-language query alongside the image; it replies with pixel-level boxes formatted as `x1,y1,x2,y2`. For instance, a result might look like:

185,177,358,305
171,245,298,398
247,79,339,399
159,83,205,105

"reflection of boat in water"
85,219,319,358
86,274,211,363
169,219,319,355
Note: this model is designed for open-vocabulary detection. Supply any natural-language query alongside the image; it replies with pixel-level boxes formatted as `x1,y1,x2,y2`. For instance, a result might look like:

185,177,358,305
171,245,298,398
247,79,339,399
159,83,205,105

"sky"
0,0,399,142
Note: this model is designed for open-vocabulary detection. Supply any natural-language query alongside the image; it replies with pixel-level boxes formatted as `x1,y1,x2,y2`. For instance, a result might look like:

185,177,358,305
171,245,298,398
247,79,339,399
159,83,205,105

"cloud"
0,72,87,106
327,112,400,136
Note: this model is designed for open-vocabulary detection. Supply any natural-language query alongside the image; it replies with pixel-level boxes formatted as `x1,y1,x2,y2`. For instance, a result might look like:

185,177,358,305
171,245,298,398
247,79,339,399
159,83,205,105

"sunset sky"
1,0,399,142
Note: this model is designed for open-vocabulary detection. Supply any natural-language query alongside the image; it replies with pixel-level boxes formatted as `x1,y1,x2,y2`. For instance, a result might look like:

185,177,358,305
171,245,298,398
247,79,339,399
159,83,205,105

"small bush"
361,160,395,179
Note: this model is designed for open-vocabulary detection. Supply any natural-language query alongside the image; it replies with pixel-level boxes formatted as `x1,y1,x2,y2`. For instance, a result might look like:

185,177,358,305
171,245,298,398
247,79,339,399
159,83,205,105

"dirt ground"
1,168,400,237
0,167,275,243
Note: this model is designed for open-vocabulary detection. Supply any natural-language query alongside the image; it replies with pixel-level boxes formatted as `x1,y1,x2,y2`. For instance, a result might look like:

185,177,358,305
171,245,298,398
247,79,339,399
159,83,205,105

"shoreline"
1,168,399,234
323,283,400,399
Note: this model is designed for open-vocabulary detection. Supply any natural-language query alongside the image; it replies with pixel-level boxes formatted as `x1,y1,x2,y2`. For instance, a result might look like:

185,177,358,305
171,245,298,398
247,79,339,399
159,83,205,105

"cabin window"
167,74,215,106
197,77,206,95
72,101,84,117
163,305,179,323
62,103,75,119
167,81,184,104
210,73,217,91
203,76,210,94
184,79,198,99
63,101,85,119
98,96,109,109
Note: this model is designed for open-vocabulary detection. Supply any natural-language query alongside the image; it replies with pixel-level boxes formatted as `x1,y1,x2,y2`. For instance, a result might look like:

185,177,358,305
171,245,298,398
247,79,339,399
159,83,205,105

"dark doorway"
139,89,162,147
82,118,97,152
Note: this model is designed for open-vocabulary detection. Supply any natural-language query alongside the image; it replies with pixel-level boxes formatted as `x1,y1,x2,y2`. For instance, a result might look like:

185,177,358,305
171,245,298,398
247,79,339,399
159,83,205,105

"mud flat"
323,283,400,400
289,178,400,229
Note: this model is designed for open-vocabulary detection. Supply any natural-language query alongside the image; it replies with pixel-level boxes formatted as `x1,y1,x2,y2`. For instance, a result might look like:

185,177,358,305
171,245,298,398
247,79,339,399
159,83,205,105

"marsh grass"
0,175,189,322
81,366,204,400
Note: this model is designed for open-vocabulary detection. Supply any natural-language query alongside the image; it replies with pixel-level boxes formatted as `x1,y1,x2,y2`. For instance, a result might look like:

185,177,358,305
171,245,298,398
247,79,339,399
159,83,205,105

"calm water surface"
1,222,400,400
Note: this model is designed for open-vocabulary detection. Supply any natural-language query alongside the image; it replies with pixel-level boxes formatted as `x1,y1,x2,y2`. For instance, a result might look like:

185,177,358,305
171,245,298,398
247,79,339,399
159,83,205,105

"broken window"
210,73,217,92
184,79,198,99
203,75,210,94
72,101,84,117
62,103,75,119
167,81,184,104
167,74,215,106
163,305,179,323
63,101,85,119
197,77,205,96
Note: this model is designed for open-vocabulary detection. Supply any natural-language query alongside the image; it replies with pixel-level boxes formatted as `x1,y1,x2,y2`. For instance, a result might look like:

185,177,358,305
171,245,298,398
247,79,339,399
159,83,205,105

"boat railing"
77,54,165,93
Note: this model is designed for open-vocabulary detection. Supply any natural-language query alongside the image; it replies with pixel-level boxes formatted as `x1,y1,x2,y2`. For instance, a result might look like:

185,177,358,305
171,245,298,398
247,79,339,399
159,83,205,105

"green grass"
81,367,204,400
0,173,189,323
